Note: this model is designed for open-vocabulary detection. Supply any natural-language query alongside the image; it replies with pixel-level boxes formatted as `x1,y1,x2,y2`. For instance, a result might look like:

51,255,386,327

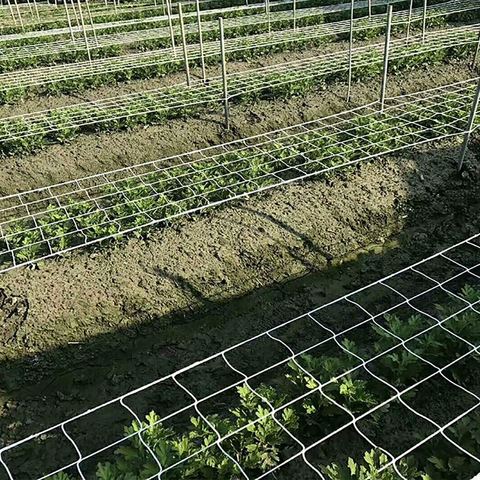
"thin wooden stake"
458,77,480,171
178,3,191,86
77,0,92,64
85,0,98,46
422,0,427,43
166,0,176,56
219,17,230,130
368,0,371,18
379,5,393,112
64,0,75,41
196,0,206,82
346,0,354,103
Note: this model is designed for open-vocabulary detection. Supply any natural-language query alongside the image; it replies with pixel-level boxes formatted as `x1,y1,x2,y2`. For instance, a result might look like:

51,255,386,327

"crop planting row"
0,26,475,155
0,0,373,34
0,78,475,272
0,0,358,45
0,0,419,70
0,0,463,104
2,234,478,479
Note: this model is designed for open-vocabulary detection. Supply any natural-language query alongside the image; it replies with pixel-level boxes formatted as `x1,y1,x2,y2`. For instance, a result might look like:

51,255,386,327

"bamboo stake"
196,0,206,82
379,5,393,112
85,0,98,46
219,17,230,129
368,0,371,18
77,0,92,64
346,0,354,103
166,0,176,56
458,77,480,171
64,0,75,41
178,3,191,86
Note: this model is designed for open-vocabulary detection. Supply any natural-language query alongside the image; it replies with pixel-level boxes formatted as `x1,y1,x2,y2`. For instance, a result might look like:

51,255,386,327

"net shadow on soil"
0,142,478,478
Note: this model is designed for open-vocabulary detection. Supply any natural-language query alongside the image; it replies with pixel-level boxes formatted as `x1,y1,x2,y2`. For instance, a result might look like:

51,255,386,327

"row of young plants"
0,36,472,156
0,86,474,268
48,284,480,479
0,0,375,35
0,0,426,71
0,12,451,105
0,0,356,47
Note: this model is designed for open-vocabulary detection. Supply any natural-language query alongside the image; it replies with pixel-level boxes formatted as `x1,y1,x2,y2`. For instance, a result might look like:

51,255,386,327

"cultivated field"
0,0,479,478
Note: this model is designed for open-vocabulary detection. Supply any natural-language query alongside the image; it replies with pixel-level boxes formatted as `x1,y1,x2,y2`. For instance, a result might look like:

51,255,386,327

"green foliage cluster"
0,87,473,267
49,285,480,479
0,37,473,156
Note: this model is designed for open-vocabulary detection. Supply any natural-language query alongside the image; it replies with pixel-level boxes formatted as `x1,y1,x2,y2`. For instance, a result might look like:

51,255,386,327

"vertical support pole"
178,3,190,86
406,0,413,40
379,5,393,112
13,0,24,30
219,17,230,130
25,0,34,19
6,0,17,26
368,0,371,18
196,0,206,82
293,0,296,31
266,0,271,34
422,0,427,43
471,30,480,70
458,78,480,171
32,0,40,21
70,0,80,28
77,0,92,64
85,0,98,46
346,0,354,103
166,0,176,56
64,0,75,41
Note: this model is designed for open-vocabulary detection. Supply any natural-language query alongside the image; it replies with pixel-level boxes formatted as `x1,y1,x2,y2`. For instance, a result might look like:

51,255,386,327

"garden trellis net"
0,23,478,143
0,0,458,64
0,0,346,41
0,77,478,273
0,3,477,96
0,233,479,479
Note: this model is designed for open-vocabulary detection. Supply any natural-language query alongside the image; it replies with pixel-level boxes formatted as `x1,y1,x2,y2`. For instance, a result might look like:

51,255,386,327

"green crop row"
47,284,480,479
0,0,351,46
0,38,472,157
0,13,451,105
0,0,427,72
0,0,383,36
0,87,473,268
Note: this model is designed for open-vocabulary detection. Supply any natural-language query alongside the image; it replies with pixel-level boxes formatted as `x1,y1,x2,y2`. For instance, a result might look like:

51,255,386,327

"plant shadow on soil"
0,142,478,478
